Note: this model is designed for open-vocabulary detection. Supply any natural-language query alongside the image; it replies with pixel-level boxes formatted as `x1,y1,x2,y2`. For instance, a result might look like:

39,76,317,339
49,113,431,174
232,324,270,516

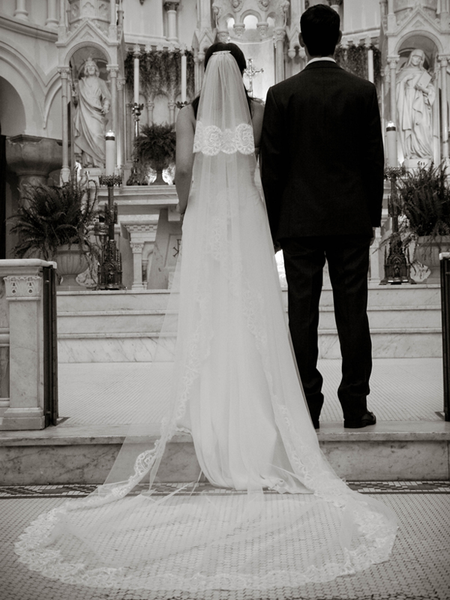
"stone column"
164,1,180,43
107,65,119,170
58,66,71,183
14,0,28,19
110,0,116,27
117,76,126,170
0,260,55,431
387,56,399,124
274,28,285,83
168,101,176,125
366,37,374,83
46,0,58,27
126,102,133,162
439,56,449,161
130,243,145,290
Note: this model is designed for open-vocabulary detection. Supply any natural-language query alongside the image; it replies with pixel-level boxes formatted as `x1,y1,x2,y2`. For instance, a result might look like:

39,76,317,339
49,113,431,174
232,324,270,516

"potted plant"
134,123,176,185
8,175,100,290
392,162,450,283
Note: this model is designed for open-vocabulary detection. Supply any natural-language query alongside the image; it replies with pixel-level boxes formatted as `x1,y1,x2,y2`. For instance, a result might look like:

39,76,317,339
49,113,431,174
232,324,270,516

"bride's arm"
175,105,195,214
251,99,265,157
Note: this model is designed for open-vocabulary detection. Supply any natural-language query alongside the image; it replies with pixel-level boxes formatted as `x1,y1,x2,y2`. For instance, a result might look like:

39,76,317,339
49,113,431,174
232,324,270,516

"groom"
260,4,384,429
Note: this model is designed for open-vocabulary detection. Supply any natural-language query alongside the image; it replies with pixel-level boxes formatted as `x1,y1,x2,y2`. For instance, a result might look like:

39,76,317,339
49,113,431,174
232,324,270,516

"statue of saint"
73,57,111,168
396,49,435,161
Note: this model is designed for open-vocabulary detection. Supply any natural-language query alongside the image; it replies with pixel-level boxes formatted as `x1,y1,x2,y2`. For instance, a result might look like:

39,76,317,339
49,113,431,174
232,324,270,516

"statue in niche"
396,49,435,160
73,57,111,168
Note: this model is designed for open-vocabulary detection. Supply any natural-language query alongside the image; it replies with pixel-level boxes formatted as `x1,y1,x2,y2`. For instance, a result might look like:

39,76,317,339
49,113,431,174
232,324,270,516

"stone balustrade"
0,260,56,431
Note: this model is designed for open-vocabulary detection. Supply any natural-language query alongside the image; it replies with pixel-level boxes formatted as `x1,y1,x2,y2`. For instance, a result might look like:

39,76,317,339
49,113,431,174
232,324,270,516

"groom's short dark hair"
300,5,340,57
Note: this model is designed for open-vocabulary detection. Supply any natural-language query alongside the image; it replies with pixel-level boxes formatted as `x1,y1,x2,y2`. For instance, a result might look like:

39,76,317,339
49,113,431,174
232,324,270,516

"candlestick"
181,50,187,103
386,122,398,168
105,130,116,175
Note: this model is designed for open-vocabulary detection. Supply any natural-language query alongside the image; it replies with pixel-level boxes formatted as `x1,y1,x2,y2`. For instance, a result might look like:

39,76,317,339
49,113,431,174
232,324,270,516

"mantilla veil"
15,51,397,595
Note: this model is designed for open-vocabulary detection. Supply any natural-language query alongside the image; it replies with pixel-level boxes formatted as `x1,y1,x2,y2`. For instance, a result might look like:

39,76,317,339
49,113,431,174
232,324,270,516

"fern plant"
9,176,99,261
395,162,450,248
134,123,176,171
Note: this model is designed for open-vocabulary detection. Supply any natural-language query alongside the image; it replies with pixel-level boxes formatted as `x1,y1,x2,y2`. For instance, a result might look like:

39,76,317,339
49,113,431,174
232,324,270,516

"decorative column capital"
133,44,141,58
107,65,119,77
164,0,180,11
438,55,450,67
274,27,286,43
117,76,126,91
4,275,42,300
58,66,71,79
387,55,400,67
130,242,145,254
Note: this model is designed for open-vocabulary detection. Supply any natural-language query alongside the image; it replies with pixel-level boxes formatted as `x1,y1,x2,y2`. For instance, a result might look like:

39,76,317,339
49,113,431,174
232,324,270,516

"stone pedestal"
120,215,159,290
0,260,55,430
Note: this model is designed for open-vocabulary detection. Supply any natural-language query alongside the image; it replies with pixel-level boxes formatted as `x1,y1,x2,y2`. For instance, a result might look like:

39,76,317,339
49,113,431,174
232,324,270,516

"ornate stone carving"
4,276,42,300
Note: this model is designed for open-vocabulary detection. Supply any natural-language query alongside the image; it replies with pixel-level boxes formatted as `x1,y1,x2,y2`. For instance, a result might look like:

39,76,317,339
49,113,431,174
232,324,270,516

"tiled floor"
58,357,445,427
1,486,449,600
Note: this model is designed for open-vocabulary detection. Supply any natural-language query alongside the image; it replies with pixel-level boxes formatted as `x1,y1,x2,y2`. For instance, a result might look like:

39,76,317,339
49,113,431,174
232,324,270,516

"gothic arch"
0,42,45,135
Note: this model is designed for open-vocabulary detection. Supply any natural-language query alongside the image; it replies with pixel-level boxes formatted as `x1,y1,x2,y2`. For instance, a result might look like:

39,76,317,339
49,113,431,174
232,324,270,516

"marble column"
439,56,449,161
0,260,55,431
164,1,180,43
117,76,126,170
387,56,399,124
14,0,28,19
46,0,58,27
107,65,119,170
130,243,145,290
58,66,71,183
126,101,133,162
366,39,374,83
168,101,176,125
274,28,285,84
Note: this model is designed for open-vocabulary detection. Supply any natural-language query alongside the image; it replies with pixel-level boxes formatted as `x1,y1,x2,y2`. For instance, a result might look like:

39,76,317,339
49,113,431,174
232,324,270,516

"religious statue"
396,49,435,161
73,57,111,168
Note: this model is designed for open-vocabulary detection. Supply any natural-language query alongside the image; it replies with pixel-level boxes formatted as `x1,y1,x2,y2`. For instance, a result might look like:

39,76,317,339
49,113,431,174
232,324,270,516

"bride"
15,43,397,594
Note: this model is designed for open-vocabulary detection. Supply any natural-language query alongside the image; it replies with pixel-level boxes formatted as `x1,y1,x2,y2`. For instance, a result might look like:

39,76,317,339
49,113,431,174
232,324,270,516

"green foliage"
335,43,381,87
134,123,176,170
9,176,99,260
396,163,450,242
125,48,195,101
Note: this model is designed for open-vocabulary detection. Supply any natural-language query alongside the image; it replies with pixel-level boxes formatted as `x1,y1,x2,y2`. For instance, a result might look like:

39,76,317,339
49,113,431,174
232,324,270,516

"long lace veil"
15,52,398,594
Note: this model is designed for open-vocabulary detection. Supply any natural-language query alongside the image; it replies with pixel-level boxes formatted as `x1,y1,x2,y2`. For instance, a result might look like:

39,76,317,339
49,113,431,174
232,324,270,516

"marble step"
56,284,443,361
1,421,449,485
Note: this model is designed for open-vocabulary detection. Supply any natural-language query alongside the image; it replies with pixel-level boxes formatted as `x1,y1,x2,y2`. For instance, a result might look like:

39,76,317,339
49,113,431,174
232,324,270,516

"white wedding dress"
15,52,397,594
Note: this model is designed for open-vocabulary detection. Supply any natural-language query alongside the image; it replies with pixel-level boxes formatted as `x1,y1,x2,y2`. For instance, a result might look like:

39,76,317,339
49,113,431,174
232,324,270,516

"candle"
105,130,116,175
367,48,374,83
386,122,397,168
181,49,187,103
133,45,140,105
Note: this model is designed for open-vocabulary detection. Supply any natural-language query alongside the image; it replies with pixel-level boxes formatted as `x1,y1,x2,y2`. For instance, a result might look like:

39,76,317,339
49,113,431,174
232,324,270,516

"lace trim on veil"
193,121,255,155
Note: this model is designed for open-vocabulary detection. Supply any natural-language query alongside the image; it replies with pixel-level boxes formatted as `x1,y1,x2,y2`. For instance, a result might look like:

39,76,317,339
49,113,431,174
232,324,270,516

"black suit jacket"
260,60,384,242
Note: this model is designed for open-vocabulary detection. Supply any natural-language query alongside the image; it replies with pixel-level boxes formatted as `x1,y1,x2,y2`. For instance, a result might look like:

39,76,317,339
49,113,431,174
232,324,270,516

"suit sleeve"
364,86,384,228
260,87,285,242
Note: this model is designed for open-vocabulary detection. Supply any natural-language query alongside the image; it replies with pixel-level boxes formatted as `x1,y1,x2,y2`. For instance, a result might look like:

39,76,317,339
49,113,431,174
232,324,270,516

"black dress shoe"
344,411,376,429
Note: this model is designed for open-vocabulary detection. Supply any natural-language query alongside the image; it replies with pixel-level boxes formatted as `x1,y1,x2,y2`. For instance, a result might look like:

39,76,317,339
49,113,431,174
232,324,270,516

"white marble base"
1,421,448,484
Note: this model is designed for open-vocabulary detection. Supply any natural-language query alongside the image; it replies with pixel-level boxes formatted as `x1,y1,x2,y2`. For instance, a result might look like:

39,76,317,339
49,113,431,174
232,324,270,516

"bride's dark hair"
191,42,253,118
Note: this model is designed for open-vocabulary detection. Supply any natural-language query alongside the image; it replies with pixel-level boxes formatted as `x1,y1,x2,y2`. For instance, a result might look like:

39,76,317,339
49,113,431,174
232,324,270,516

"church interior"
0,2,449,599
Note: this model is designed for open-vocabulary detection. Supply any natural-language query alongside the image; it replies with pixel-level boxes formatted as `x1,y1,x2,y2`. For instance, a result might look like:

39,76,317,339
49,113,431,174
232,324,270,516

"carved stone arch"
0,42,45,135
43,70,64,131
395,30,443,61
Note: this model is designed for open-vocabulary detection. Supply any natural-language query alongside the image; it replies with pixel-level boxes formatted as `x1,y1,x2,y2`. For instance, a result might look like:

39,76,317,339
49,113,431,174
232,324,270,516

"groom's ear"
299,33,305,48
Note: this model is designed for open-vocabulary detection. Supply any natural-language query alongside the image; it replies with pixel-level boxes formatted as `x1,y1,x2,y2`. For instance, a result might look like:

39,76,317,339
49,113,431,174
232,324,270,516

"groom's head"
300,5,341,58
